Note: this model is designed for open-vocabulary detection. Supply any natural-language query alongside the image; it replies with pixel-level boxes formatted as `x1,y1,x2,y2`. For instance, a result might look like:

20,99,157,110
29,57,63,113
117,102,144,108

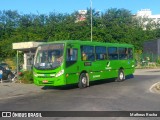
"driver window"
67,49,78,61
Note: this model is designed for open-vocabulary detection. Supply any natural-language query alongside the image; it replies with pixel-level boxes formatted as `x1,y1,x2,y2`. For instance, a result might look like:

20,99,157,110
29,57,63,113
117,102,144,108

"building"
12,42,44,71
135,9,160,30
75,10,87,23
136,9,160,20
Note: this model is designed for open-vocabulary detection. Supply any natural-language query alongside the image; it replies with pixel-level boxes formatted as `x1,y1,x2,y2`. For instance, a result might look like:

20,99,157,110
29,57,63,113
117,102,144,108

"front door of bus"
65,47,79,84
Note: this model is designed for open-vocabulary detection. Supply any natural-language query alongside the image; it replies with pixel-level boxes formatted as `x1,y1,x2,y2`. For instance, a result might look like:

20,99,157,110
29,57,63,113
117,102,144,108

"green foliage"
0,8,160,60
20,71,33,84
157,57,160,64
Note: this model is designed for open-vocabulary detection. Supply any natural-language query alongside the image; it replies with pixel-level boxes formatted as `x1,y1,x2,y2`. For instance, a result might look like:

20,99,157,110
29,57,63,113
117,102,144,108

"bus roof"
40,40,134,48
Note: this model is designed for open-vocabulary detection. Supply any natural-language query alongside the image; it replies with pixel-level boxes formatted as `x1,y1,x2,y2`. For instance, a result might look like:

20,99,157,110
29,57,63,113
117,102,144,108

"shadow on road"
41,74,134,91
41,84,78,90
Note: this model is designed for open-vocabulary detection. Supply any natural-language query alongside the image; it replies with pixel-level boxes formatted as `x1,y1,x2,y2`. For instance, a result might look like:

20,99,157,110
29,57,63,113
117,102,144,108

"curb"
149,82,160,94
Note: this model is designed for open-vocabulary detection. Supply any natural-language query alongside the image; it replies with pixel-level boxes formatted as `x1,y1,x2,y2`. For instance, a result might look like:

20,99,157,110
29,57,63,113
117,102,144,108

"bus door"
65,46,79,84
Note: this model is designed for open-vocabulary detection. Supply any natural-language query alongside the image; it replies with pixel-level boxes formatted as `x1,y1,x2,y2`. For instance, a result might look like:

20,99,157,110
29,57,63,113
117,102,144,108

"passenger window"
108,47,118,60
95,46,107,60
67,48,78,61
128,48,133,59
81,46,95,61
119,48,128,60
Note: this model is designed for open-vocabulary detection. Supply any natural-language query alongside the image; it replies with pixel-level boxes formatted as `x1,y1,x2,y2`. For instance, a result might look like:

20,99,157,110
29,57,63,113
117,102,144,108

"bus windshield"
34,43,64,70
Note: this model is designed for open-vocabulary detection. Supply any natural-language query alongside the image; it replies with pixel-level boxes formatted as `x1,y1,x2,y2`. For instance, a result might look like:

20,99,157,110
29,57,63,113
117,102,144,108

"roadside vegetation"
19,71,33,84
1,8,160,60
1,8,160,82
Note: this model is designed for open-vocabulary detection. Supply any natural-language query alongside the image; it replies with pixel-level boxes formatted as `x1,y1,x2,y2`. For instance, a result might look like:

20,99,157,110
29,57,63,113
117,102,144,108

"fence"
135,53,160,68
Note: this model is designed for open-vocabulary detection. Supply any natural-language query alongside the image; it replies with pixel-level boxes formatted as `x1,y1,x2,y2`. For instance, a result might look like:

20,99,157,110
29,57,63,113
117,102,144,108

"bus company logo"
2,112,11,117
105,67,111,70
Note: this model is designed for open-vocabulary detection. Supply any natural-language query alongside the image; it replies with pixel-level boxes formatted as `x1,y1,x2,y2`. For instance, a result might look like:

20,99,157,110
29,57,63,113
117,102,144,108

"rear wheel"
116,69,125,82
78,73,88,89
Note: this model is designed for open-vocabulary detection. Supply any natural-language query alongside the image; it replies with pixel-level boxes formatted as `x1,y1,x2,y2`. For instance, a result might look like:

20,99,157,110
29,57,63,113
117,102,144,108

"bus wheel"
78,73,87,89
116,69,125,82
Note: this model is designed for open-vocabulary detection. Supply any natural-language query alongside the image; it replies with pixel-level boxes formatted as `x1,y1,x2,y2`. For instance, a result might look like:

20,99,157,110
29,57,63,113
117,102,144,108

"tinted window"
0,66,5,72
119,48,128,60
128,48,133,59
67,49,78,61
95,46,107,60
108,47,118,60
81,46,95,61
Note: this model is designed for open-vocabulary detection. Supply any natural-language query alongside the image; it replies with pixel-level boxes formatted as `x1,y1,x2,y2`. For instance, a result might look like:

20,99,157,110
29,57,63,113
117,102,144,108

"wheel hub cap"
82,77,87,84
120,73,123,80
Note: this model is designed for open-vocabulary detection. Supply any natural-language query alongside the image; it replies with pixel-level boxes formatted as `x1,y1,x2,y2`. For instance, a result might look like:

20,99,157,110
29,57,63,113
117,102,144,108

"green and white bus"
33,40,135,88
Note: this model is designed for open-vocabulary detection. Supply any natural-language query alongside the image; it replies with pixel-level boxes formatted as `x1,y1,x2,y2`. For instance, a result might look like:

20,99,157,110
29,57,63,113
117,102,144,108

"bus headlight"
56,70,64,77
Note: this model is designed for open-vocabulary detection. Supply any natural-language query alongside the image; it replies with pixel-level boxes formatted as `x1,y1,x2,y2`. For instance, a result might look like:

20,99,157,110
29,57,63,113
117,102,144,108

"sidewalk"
0,82,43,100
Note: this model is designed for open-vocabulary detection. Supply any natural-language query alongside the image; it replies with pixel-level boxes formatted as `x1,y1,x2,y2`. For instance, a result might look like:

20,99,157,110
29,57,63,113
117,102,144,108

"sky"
0,0,160,15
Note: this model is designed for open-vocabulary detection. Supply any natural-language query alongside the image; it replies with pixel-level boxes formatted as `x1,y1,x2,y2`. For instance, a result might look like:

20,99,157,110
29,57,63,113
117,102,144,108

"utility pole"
90,0,93,42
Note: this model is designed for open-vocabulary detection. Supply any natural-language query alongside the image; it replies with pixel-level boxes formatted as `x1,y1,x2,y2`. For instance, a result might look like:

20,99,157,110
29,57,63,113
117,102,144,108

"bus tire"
78,73,87,89
116,69,125,82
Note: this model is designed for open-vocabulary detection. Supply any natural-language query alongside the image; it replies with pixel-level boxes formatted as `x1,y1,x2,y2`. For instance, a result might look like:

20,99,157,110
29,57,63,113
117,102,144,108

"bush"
20,71,33,84
157,57,160,64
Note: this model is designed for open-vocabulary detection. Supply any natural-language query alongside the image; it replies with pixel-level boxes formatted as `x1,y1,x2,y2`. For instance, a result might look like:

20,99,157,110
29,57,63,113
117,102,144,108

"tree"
0,9,159,60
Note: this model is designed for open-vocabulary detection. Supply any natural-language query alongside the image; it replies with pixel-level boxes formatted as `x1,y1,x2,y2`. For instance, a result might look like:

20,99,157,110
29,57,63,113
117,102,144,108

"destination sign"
39,44,64,50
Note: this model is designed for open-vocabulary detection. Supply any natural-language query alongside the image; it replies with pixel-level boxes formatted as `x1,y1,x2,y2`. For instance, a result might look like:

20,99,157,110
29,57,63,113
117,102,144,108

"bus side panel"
124,68,134,76
110,59,135,77
123,59,135,76
66,72,79,84
106,60,119,78
90,60,112,81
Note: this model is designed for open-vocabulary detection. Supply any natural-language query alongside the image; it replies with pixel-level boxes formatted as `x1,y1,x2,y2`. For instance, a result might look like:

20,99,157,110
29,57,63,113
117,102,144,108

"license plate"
42,80,48,83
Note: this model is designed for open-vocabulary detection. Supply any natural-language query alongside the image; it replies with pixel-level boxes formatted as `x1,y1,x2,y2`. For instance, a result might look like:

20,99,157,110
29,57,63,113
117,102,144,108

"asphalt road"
0,69,160,120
